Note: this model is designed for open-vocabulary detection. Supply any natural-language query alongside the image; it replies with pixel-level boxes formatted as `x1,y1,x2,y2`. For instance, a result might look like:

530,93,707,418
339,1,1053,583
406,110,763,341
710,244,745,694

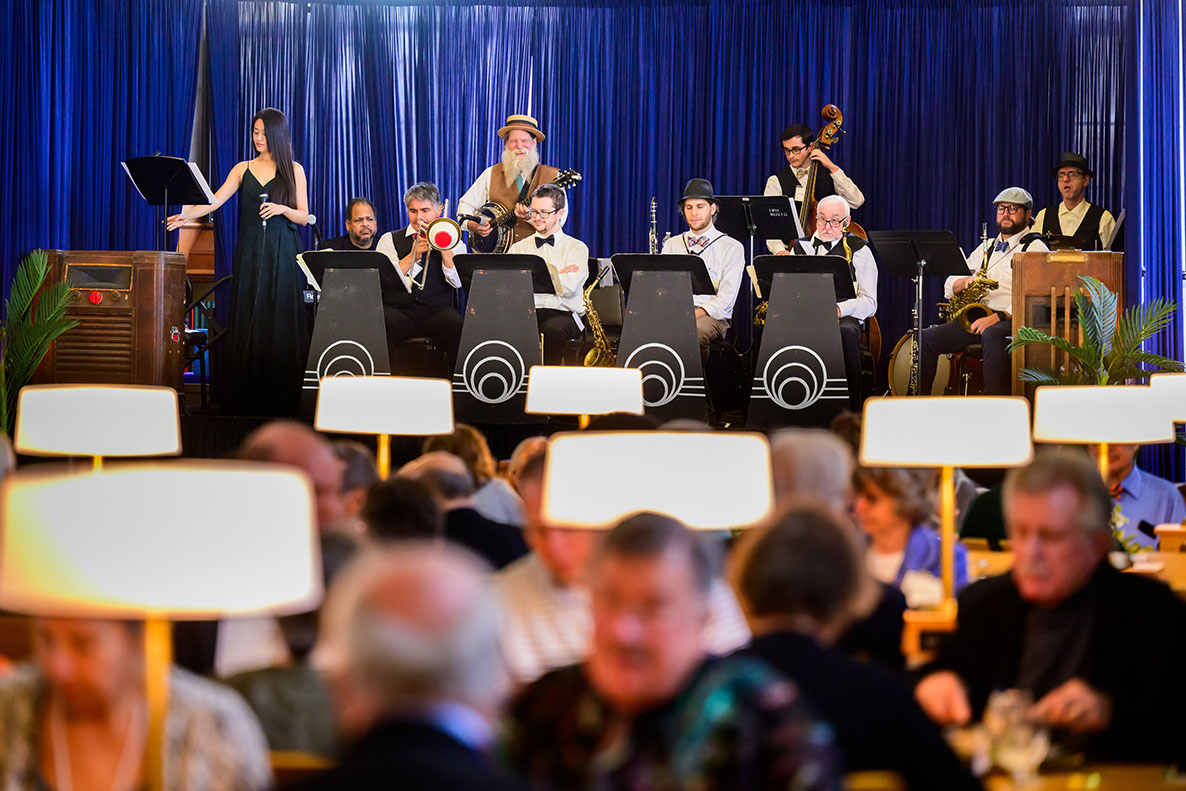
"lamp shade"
0,462,322,619
1150,373,1186,423
315,375,453,436
524,366,644,416
1032,385,1176,444
15,385,180,458
542,431,773,529
860,396,1033,468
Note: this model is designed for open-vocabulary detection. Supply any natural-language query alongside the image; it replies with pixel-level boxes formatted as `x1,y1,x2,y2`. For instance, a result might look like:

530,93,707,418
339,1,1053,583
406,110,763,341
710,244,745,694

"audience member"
506,513,839,790
915,450,1186,762
0,619,270,790
361,476,444,542
496,449,751,683
294,544,523,790
770,428,907,670
398,451,527,569
424,424,525,527
225,532,360,758
333,440,379,533
505,435,547,491
734,504,982,789
1091,442,1186,550
853,466,969,605
239,421,348,533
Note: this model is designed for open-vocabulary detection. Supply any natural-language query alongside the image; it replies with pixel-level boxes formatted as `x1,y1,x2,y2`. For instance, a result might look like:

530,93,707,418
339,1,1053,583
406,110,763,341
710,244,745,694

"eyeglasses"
527,208,559,218
784,145,809,155
818,218,848,228
1056,171,1085,181
995,204,1027,215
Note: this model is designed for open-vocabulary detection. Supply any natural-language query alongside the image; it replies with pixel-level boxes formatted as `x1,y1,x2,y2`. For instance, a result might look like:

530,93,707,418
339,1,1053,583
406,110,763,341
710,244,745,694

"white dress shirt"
458,165,571,230
494,552,751,684
508,228,589,316
791,235,878,321
374,226,464,293
1032,200,1116,249
944,230,1050,313
660,225,745,321
764,167,866,253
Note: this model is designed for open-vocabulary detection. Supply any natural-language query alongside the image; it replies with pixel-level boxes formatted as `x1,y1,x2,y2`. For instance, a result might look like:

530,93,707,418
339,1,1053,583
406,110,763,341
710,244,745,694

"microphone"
259,192,269,233
307,214,323,249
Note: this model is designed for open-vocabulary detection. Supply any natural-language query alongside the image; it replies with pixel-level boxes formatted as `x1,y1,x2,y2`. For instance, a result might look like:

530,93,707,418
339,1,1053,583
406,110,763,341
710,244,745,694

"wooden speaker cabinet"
35,250,188,391
1010,251,1124,397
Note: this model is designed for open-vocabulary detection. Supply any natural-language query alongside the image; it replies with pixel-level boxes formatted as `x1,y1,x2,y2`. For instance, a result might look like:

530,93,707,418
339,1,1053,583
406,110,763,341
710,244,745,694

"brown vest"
489,162,560,243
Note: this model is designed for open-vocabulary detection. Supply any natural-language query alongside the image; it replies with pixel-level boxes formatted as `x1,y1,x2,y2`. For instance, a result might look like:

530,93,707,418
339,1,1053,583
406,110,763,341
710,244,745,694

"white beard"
502,146,540,188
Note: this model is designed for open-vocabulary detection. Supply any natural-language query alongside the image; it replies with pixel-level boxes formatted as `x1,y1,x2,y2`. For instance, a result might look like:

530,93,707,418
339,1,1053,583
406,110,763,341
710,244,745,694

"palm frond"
1017,367,1092,386
1008,326,1099,372
1077,275,1118,358
3,250,47,326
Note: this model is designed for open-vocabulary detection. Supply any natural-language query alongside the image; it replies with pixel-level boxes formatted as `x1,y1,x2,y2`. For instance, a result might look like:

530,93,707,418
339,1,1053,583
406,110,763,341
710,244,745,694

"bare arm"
166,162,245,230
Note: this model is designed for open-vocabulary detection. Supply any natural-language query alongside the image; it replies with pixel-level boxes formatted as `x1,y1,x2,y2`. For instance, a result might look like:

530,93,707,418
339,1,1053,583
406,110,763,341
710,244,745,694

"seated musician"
458,114,570,248
508,184,588,364
660,179,745,358
1032,152,1116,250
374,182,465,372
788,195,876,410
321,196,378,251
764,123,865,254
918,187,1049,396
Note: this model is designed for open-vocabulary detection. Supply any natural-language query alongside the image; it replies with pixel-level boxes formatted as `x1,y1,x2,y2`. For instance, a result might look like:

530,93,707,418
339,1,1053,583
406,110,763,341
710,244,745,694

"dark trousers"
838,316,863,411
384,303,463,373
537,308,581,365
919,317,1012,395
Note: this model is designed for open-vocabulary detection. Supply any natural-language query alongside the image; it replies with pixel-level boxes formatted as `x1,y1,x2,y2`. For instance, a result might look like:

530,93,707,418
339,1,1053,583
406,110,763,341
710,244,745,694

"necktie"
689,235,708,248
994,240,1009,253
535,235,555,248
1108,481,1123,498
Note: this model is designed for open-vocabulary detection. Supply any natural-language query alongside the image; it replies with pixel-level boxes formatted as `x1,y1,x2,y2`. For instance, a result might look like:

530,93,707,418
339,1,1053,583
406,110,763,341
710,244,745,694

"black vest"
775,165,836,244
385,228,455,309
793,234,867,282
1041,203,1106,251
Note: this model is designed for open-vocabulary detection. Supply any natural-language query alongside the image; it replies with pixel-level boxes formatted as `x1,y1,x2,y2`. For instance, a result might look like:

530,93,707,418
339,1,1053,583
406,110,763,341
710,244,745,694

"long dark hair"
252,107,297,208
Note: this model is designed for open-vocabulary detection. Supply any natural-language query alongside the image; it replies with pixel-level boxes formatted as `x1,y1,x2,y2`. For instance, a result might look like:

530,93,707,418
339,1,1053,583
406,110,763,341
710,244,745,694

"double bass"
799,104,866,241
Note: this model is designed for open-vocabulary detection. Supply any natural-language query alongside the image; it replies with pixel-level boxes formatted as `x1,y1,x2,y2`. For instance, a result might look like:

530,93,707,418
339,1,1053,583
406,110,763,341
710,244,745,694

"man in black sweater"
916,450,1186,764
321,196,379,251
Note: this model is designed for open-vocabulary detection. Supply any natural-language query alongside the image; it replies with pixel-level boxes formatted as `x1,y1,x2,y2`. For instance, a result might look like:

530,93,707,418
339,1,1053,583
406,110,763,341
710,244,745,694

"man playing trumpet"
375,182,466,372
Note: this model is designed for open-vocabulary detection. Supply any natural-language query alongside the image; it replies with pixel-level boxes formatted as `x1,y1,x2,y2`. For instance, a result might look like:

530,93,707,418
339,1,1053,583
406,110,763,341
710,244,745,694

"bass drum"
888,332,949,396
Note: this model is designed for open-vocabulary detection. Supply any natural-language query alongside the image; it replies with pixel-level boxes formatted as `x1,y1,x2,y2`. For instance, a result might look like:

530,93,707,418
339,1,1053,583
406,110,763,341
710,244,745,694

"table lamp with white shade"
0,461,322,791
315,375,454,477
1150,373,1186,424
14,384,181,469
1032,385,1176,480
860,396,1034,609
541,430,773,530
524,365,644,428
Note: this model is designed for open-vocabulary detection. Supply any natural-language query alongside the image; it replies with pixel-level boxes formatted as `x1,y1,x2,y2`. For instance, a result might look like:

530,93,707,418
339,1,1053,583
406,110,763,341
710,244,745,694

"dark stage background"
1,0,1183,476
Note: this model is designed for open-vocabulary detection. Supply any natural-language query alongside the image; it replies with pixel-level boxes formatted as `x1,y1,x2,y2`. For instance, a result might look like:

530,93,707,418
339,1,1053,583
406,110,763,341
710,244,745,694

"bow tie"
994,239,1009,253
794,168,808,179
535,235,555,248
689,235,709,248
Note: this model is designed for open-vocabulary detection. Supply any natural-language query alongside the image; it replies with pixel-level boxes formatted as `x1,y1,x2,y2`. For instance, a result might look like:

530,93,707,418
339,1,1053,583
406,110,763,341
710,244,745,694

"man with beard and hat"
1032,152,1116,251
917,187,1049,396
659,178,746,357
458,114,569,248
788,195,877,410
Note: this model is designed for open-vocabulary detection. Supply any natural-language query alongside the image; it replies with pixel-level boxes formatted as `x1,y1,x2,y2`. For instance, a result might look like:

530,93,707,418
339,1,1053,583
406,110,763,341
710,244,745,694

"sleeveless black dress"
225,168,309,416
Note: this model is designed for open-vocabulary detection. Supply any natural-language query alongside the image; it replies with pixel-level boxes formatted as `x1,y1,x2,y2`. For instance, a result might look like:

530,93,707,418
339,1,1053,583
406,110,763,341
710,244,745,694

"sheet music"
1106,208,1125,250
187,161,216,203
295,253,321,291
121,161,146,200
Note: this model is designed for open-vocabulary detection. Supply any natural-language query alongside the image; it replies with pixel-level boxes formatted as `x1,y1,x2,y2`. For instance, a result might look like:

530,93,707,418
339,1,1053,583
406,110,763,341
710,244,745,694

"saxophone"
940,223,998,331
582,267,615,366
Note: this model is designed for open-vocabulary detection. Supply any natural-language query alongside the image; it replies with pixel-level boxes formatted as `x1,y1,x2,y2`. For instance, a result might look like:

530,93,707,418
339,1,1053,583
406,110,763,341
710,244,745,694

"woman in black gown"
168,108,309,416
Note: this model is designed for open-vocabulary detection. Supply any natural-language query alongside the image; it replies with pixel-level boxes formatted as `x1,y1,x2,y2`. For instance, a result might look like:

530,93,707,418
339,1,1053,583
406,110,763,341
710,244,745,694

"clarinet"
648,197,658,254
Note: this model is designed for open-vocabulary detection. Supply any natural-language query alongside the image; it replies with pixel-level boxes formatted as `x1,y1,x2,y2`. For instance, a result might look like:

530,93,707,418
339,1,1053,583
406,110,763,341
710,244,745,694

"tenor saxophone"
582,267,615,367
940,223,999,331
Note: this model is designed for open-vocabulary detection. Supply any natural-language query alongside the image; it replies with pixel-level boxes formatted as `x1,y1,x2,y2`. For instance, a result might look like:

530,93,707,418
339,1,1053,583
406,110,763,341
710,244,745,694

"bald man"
397,452,527,569
300,544,523,790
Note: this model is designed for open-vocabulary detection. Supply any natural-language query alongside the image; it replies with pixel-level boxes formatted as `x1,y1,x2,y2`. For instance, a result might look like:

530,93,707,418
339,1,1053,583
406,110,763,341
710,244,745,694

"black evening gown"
225,169,309,416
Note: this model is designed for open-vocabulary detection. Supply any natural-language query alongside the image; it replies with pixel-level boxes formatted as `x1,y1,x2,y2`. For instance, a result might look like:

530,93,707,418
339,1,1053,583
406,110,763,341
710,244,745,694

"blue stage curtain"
1132,0,1186,480
0,0,202,283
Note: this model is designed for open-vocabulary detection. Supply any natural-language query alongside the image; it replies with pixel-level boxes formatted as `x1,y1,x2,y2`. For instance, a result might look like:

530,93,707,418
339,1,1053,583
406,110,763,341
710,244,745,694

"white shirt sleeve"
441,238,466,289
838,245,878,320
374,232,414,294
457,167,494,220
556,240,590,305
944,244,981,300
699,241,745,321
830,168,865,210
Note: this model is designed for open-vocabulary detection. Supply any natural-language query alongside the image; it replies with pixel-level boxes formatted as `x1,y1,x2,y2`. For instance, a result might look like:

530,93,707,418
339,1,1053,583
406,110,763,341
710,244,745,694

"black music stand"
453,253,557,296
610,254,715,296
122,155,215,251
715,195,801,262
298,250,395,292
752,254,856,302
867,231,967,394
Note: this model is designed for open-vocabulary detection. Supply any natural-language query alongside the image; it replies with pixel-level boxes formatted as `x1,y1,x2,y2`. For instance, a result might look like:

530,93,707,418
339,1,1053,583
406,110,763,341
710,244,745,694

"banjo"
467,168,582,254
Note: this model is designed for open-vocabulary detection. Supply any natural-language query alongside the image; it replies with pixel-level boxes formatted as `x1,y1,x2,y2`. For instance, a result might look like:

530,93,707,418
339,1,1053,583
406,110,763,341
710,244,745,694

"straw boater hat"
497,114,545,142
